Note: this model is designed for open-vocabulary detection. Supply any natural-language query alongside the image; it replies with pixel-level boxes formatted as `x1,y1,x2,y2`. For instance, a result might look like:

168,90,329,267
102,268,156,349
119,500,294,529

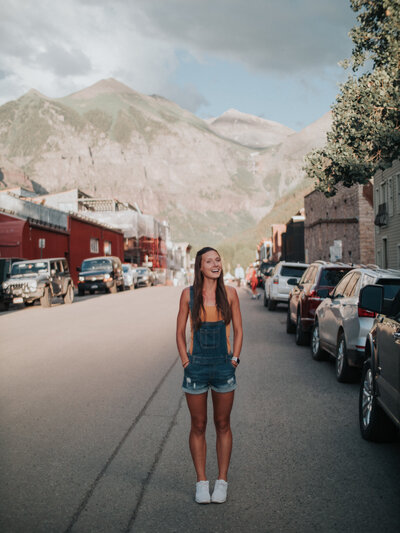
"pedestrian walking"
234,263,244,287
250,267,260,299
176,247,243,504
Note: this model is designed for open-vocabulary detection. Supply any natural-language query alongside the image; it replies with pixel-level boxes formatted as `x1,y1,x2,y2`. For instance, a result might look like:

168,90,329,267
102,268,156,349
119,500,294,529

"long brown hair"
192,247,231,330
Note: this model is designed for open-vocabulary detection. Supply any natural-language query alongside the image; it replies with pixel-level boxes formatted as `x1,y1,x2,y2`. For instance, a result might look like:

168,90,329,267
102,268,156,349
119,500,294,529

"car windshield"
81,259,112,271
281,266,307,278
136,268,147,274
11,262,48,275
320,268,351,287
377,278,400,299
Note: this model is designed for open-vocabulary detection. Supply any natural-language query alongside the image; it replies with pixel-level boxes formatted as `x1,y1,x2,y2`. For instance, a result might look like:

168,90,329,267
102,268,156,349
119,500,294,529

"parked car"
287,261,353,345
264,261,308,310
77,256,124,295
122,263,137,290
258,261,275,289
0,257,25,309
358,284,400,441
134,266,155,287
311,267,400,382
153,268,166,285
2,257,74,308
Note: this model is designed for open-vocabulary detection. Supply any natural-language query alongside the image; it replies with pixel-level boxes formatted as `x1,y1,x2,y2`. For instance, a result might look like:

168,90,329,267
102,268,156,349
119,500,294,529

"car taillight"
309,289,321,300
358,307,376,318
273,277,278,284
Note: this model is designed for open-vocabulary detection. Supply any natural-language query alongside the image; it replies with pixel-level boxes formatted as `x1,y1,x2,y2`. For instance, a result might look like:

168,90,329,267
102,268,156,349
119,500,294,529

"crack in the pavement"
63,355,180,533
124,393,184,532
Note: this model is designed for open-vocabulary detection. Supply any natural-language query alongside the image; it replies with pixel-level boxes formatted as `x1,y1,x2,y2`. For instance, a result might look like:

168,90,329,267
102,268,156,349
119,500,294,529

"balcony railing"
374,203,388,226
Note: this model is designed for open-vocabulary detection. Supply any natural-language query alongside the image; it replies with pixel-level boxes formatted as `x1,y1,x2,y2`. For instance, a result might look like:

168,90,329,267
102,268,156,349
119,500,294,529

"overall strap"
189,285,194,313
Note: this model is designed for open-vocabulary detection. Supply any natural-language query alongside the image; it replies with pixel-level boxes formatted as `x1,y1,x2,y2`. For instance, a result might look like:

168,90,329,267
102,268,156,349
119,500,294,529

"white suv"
264,261,308,310
311,267,400,382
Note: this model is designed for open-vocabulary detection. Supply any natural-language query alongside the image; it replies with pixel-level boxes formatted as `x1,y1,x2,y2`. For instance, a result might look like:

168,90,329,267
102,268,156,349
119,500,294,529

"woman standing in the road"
176,247,243,504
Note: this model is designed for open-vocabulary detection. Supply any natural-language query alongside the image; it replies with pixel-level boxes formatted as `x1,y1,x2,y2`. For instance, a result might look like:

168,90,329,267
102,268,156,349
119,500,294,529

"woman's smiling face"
201,250,222,280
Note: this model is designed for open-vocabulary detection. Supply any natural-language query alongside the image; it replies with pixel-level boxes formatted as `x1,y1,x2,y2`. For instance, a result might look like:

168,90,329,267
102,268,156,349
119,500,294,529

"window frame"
90,238,99,254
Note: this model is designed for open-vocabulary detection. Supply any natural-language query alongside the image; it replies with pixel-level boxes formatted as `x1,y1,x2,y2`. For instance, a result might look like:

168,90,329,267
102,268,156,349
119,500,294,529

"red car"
287,261,353,345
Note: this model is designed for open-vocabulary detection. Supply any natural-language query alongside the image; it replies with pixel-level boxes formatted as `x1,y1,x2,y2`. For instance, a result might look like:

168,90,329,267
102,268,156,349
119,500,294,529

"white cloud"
0,0,355,112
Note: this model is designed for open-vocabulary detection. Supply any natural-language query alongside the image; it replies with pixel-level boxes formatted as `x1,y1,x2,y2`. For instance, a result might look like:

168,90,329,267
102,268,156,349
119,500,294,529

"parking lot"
0,286,399,532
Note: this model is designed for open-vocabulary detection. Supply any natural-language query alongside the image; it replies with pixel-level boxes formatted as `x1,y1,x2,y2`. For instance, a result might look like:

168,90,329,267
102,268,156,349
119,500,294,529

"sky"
0,0,357,130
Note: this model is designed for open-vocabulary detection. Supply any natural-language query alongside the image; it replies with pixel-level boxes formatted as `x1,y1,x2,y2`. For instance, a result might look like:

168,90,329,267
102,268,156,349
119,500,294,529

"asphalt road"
0,286,399,533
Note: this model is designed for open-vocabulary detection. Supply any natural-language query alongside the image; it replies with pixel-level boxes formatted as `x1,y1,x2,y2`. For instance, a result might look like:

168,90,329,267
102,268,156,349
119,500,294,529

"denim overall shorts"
182,286,237,395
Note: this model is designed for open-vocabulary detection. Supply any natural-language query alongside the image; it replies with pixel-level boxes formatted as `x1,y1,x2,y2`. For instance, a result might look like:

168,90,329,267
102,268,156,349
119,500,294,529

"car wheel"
336,332,355,382
295,311,309,345
286,305,295,333
110,282,117,294
78,287,85,297
311,322,326,360
89,289,95,295
64,284,74,304
24,301,35,307
268,298,276,311
359,360,398,442
40,286,52,308
118,283,124,292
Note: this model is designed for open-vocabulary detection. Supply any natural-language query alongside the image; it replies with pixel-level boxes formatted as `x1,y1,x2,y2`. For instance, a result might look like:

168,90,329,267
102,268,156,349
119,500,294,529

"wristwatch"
231,356,240,365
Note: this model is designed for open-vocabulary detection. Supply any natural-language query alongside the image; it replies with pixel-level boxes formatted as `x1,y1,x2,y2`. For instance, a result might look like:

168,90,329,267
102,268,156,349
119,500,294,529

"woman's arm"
176,288,190,367
228,286,243,365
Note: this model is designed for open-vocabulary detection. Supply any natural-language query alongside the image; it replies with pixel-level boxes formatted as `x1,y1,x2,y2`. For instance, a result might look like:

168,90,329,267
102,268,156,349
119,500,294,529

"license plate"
91,285,98,289
13,297,23,304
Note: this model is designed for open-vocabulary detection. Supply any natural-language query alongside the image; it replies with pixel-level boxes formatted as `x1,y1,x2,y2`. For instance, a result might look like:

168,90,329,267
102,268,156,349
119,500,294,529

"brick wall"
304,183,374,264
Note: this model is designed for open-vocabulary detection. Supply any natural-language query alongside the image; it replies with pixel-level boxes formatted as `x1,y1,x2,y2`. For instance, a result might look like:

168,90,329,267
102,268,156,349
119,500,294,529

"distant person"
250,267,260,299
234,263,245,287
176,247,243,504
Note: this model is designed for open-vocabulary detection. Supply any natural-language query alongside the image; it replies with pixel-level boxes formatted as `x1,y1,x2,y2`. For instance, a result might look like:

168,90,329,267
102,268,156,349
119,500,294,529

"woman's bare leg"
185,392,208,481
211,390,234,481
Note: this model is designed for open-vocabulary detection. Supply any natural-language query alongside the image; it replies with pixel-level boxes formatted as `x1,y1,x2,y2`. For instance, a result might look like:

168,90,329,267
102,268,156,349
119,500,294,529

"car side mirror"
287,278,298,286
6,273,10,279
76,266,81,272
359,284,383,314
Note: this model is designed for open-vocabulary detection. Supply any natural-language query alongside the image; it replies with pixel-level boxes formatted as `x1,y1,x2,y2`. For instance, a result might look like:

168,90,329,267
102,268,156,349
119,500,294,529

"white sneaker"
195,480,211,504
211,479,228,503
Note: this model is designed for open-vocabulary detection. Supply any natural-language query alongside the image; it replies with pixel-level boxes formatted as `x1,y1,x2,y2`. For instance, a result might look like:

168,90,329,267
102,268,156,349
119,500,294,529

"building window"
388,177,393,216
90,238,99,253
398,244,400,269
396,174,400,214
104,241,112,255
382,238,388,269
380,181,387,206
375,188,379,214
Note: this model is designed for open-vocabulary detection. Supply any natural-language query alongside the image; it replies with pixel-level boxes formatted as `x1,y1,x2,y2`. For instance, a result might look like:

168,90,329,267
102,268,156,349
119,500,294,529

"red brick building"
0,194,124,285
304,183,375,264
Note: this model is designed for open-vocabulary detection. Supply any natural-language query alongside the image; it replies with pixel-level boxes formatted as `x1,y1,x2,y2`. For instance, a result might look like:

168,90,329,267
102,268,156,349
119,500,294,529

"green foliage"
305,0,400,194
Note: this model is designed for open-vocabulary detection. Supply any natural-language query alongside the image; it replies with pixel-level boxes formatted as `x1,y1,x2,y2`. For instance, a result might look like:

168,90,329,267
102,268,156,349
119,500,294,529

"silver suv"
2,258,74,308
264,261,309,310
311,267,400,382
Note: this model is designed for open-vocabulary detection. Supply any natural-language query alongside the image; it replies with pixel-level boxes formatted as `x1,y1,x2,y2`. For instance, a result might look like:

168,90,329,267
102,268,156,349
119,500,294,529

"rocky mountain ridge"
0,78,330,246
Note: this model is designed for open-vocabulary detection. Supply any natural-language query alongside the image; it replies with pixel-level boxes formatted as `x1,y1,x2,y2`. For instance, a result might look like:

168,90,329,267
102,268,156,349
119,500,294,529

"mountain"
0,78,330,247
206,109,294,148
